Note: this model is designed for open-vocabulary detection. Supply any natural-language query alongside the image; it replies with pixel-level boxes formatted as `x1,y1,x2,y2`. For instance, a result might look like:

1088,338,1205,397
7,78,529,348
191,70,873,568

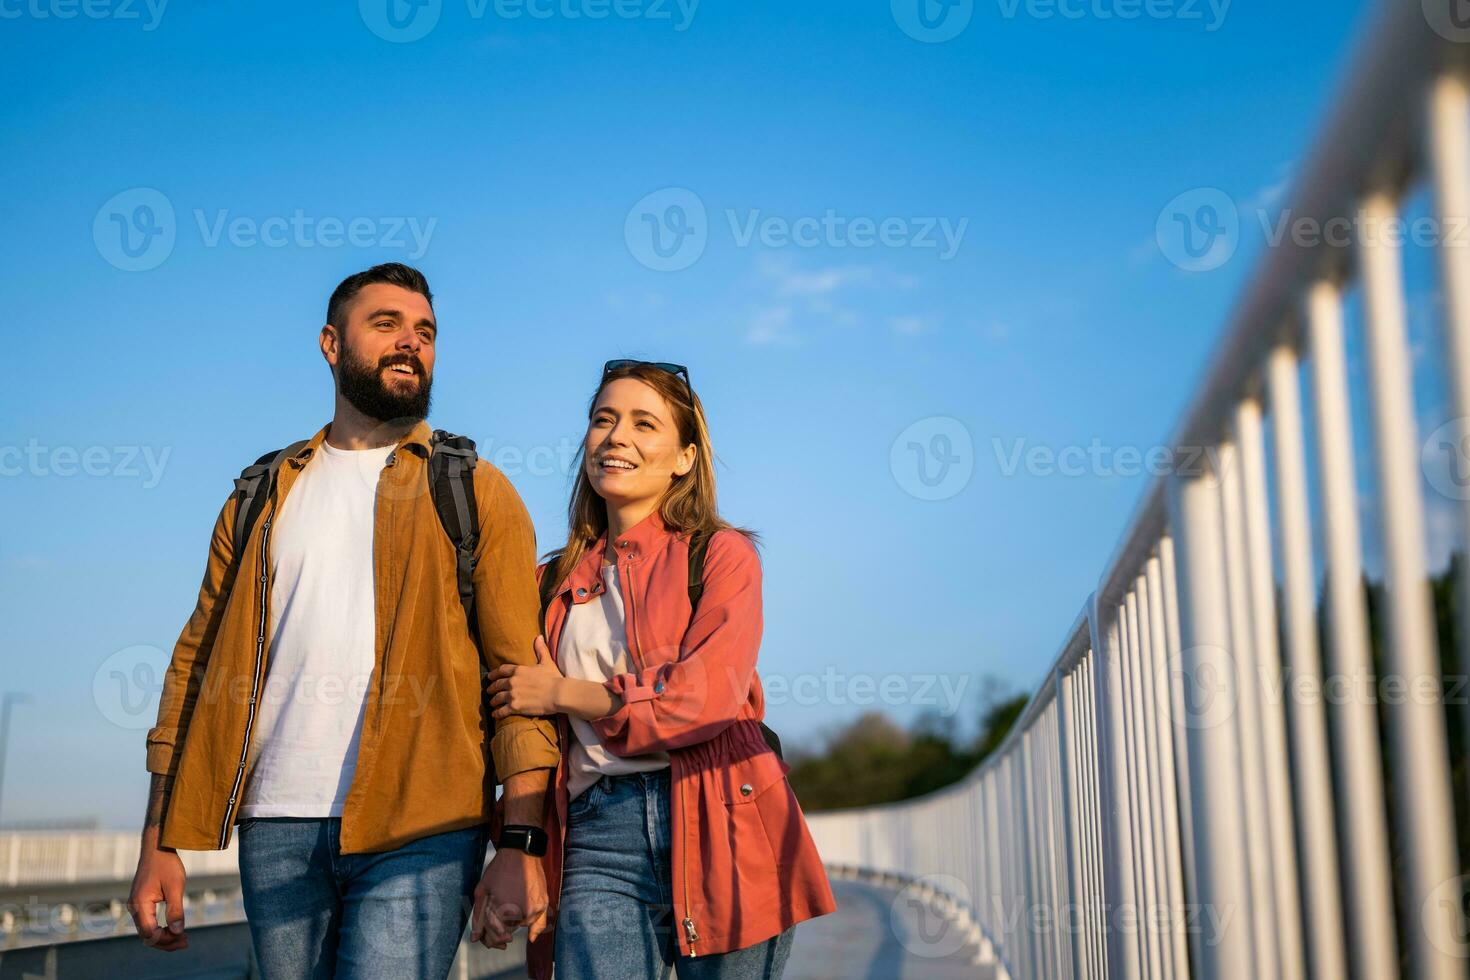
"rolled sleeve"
145,726,179,776
490,714,560,780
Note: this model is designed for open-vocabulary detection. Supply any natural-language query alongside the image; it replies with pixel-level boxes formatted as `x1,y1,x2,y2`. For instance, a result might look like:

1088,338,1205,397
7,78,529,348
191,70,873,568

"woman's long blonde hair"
542,362,755,591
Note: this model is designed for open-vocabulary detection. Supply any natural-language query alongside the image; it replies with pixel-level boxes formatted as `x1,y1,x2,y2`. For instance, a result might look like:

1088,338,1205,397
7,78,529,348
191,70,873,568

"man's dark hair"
326,263,433,331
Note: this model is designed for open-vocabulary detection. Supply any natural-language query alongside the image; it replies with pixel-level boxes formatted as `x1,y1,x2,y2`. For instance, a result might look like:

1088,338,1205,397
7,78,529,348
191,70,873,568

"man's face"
323,283,437,423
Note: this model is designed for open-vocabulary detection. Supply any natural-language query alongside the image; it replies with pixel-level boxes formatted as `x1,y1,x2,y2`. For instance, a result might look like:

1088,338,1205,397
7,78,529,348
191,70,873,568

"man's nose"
394,327,421,352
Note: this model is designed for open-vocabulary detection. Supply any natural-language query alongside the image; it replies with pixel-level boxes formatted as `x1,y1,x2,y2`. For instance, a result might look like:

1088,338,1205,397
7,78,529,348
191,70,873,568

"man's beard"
336,342,432,423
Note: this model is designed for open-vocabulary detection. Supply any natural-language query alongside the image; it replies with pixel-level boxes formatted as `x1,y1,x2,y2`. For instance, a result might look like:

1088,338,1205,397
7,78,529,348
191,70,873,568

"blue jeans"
237,817,486,980
554,769,794,979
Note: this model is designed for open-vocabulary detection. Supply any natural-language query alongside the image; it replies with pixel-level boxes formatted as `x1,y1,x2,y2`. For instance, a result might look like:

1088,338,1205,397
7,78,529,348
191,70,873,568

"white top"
238,441,394,818
558,562,670,800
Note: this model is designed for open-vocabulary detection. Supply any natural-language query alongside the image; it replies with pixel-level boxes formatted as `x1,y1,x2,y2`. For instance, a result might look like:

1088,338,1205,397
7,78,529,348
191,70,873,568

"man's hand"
128,826,189,951
470,847,549,949
487,637,565,720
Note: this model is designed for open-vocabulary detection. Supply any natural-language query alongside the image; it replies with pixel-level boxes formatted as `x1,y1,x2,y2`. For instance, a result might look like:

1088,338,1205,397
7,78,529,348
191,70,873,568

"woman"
483,359,835,979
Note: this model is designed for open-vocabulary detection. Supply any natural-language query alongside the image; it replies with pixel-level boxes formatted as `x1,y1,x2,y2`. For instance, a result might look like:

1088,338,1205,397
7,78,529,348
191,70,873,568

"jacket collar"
560,508,675,602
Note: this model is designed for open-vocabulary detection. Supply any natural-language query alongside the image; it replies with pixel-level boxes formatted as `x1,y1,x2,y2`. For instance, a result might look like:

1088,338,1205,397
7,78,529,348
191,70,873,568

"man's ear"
321,324,340,369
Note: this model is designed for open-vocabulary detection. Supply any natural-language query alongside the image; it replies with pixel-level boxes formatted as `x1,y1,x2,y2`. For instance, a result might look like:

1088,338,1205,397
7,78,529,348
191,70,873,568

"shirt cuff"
490,715,560,779
145,726,178,776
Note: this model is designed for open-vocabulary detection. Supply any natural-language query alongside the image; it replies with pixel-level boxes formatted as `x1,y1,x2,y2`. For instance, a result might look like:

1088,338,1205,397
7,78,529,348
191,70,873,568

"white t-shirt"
558,561,670,800
238,441,394,819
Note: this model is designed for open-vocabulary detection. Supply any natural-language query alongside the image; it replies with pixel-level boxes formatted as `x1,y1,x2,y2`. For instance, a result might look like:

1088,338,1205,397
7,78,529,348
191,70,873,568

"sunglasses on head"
602,359,692,390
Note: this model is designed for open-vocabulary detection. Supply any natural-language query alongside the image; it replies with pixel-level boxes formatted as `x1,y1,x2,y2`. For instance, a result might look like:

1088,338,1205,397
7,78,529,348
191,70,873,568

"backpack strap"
427,430,482,643
231,441,309,561
537,556,562,638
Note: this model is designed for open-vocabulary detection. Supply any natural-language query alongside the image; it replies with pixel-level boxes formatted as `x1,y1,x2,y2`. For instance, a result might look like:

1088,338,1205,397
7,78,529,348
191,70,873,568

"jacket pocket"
717,749,790,806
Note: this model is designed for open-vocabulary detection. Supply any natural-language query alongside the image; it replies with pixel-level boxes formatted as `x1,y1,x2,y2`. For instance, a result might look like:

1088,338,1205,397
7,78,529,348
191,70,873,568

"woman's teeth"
601,458,636,471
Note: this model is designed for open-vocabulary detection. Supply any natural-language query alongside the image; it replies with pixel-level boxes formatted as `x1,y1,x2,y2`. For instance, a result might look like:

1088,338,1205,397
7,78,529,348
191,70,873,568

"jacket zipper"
620,549,697,956
217,498,277,847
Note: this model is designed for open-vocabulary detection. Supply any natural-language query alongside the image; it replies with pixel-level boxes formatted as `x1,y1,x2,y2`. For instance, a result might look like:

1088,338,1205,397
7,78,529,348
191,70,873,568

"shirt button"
617,540,628,548
576,588,588,597
740,783,754,797
654,681,665,694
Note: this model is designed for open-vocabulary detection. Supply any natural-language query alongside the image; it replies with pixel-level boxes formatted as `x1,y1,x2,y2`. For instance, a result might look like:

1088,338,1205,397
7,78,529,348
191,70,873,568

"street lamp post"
0,692,32,830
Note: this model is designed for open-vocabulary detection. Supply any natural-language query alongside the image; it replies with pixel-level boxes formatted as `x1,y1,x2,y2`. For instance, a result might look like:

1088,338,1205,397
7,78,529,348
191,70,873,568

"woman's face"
584,377,696,508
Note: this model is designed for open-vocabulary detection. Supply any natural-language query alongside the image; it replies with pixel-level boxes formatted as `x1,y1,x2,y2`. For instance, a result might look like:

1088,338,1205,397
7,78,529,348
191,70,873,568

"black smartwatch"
496,824,548,857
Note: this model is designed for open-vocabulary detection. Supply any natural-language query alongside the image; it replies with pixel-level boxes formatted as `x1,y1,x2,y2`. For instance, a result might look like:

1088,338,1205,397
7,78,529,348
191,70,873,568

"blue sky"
5,0,1451,828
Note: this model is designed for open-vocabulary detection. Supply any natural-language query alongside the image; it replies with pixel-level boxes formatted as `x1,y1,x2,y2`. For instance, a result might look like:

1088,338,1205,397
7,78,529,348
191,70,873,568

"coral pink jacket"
522,511,835,978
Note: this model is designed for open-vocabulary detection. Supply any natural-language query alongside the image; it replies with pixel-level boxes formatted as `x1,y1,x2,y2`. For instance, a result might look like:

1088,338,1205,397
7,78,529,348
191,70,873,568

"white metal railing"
807,2,1470,978
0,832,239,887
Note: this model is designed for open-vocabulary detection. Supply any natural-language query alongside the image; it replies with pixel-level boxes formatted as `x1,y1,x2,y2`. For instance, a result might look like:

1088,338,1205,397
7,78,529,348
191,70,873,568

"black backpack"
231,430,484,634
538,529,784,760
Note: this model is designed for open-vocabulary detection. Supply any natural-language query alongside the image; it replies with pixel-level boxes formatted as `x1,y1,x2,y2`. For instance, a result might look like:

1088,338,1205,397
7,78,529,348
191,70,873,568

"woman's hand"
488,637,565,720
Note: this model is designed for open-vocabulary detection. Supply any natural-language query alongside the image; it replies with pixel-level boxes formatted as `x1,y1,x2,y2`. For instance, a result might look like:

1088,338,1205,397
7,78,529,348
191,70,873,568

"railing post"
1427,72,1470,735
1091,608,1142,979
1232,396,1307,980
1265,343,1350,980
1306,277,1400,979
1358,189,1463,980
1166,463,1256,980
1144,554,1190,980
1123,587,1164,980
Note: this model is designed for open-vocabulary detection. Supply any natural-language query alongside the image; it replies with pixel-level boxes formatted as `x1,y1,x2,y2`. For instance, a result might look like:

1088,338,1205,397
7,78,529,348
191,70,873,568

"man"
128,263,558,978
